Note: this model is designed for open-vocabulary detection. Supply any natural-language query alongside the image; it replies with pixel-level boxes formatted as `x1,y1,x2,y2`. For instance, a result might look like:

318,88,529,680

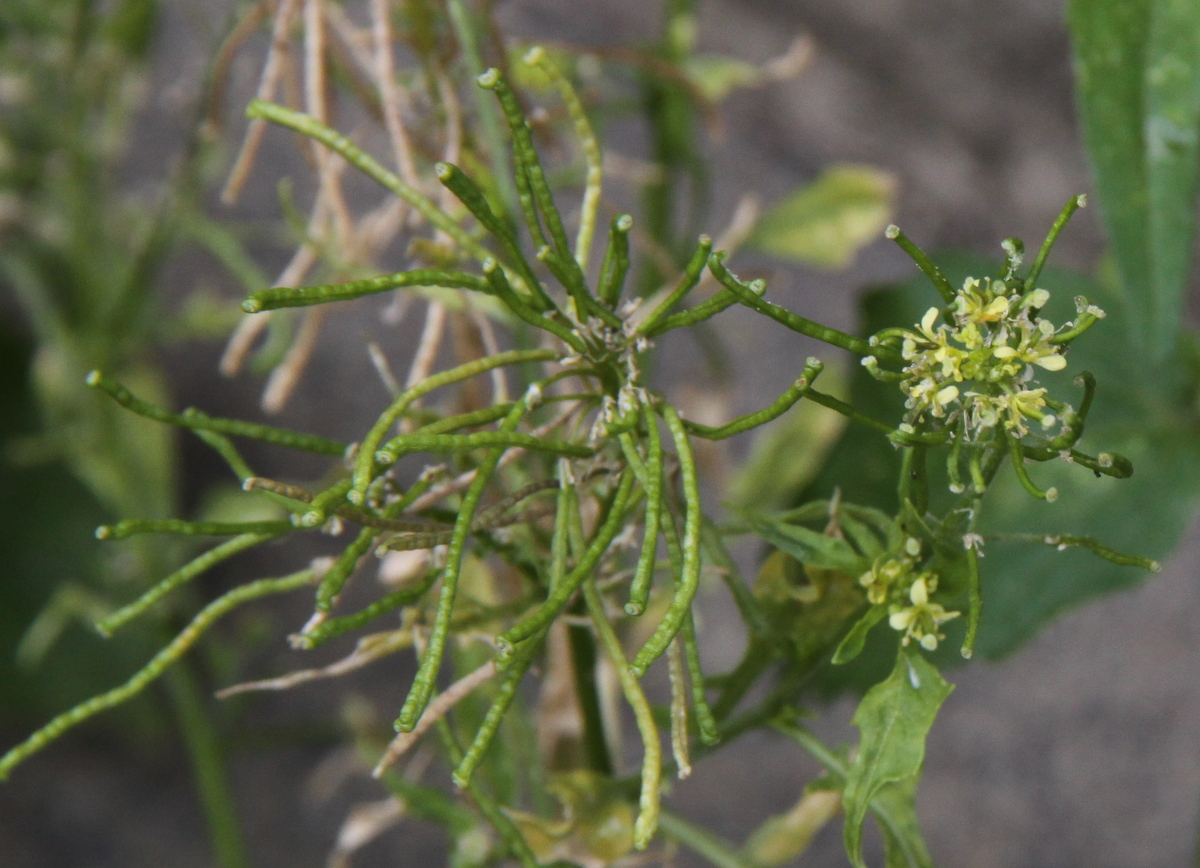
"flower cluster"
894,276,1102,439
858,548,960,651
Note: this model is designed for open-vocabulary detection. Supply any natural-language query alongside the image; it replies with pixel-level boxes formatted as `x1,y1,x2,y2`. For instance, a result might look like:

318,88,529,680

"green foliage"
809,255,1197,662
841,651,951,868
1068,0,1200,360
6,2,1200,867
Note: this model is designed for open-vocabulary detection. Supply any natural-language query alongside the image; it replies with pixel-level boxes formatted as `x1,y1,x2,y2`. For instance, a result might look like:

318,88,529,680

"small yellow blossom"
894,272,1082,437
887,574,960,650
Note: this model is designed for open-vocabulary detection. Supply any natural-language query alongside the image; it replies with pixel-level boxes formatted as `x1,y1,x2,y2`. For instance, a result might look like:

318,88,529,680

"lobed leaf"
842,651,951,868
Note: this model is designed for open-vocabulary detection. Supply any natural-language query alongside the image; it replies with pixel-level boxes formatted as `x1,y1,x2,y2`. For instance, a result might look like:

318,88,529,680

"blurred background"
2,0,1199,866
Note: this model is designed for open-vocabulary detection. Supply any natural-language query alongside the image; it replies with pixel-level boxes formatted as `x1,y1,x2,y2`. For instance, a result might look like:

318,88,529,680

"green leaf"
832,604,887,665
836,503,904,562
872,775,934,868
972,336,1200,655
1067,0,1200,359
842,651,951,868
737,509,866,575
776,722,933,868
748,165,896,269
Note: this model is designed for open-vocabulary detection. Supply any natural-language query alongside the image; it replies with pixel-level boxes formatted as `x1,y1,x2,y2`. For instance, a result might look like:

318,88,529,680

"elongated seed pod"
990,531,1159,572
581,578,661,849
87,371,347,456
451,634,543,788
597,215,634,307
1006,431,1057,502
525,46,604,271
1025,194,1086,291
681,358,823,440
477,69,578,277
481,260,588,353
191,429,255,482
630,406,701,677
884,224,956,303
537,244,621,327
643,260,753,338
434,161,552,311
1,568,316,780
495,470,638,651
96,531,285,636
96,519,292,540
297,569,439,649
635,236,712,334
298,477,354,527
667,638,691,777
243,269,492,313
624,415,663,617
374,431,593,469
350,348,557,504
246,99,492,265
315,527,384,614
680,611,719,744
707,255,893,361
394,399,534,732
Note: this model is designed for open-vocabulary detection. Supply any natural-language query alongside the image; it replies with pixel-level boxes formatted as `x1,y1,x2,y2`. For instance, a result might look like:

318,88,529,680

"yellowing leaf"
749,165,896,269
742,788,841,867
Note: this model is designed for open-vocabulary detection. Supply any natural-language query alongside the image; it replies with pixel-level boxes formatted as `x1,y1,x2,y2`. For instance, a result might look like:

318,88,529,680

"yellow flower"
953,277,1011,324
887,575,960,651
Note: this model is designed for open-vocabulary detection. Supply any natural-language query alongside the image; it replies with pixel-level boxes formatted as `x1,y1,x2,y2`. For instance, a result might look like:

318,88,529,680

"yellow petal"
1034,353,1067,371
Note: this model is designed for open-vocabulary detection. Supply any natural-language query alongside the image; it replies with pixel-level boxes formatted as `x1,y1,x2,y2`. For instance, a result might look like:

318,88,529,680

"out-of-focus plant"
0,2,254,866
4,1,1200,867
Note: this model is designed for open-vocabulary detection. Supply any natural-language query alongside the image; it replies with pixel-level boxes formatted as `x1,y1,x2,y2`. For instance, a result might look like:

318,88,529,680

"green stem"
658,810,755,868
445,0,519,225
582,578,662,849
164,663,251,868
885,224,956,303
87,371,347,456
802,388,946,446
708,254,898,362
434,722,539,867
242,269,492,312
1025,194,1086,291
962,496,983,660
0,570,317,780
246,99,492,264
567,597,613,775
682,359,823,440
